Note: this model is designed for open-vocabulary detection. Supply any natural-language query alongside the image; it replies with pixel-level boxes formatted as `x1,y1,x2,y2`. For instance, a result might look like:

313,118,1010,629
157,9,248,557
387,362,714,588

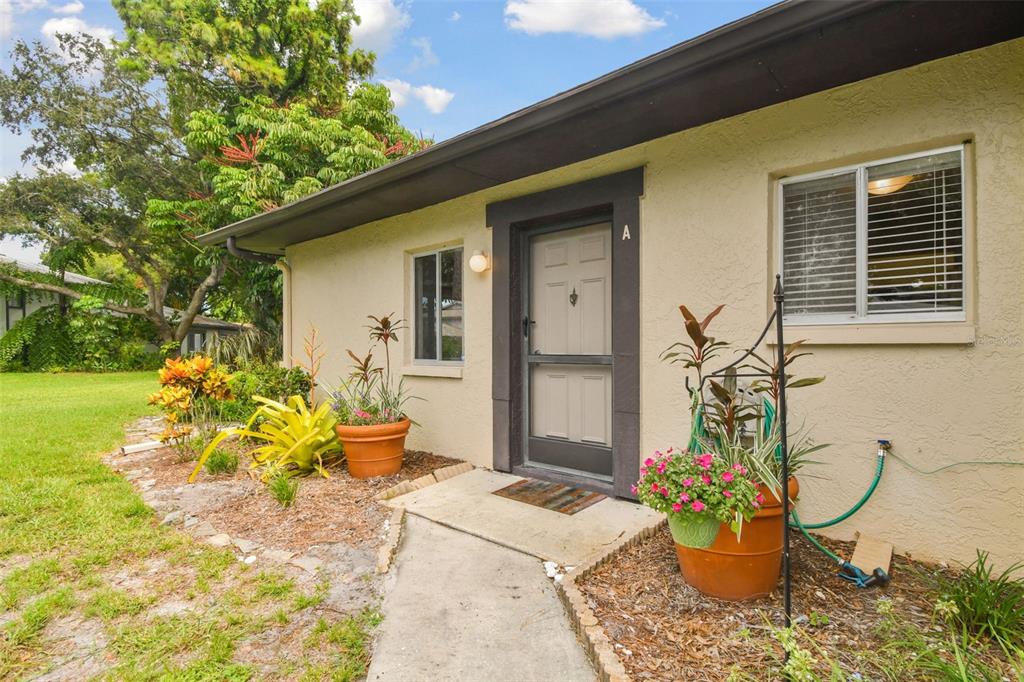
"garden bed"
577,524,1014,680
112,436,460,552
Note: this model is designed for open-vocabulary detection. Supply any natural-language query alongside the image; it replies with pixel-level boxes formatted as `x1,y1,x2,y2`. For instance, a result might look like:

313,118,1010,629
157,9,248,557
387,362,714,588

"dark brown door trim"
487,167,643,499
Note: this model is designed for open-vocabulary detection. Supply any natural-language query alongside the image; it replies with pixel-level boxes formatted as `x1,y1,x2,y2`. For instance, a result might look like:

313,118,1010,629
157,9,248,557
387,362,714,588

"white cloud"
504,0,665,39
448,10,460,22
408,36,438,71
1,0,48,40
351,0,411,53
41,15,114,43
51,1,84,14
380,78,454,114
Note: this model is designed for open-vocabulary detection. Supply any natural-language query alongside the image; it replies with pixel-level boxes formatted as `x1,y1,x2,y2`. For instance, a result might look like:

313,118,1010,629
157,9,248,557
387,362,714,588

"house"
0,255,244,355
198,1,1024,568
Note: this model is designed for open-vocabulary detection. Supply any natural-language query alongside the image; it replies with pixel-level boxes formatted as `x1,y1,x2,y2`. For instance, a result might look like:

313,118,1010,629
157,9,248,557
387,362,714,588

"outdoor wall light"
469,250,490,273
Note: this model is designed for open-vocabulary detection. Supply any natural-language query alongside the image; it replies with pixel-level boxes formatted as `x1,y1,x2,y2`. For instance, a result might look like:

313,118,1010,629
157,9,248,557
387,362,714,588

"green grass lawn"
0,372,376,680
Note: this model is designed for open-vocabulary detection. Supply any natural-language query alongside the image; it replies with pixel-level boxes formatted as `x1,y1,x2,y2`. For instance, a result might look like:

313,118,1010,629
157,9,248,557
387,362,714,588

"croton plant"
148,355,232,443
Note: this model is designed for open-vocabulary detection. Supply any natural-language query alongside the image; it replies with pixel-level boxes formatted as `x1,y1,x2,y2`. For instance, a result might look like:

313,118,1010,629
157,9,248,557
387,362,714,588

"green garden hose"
787,445,886,530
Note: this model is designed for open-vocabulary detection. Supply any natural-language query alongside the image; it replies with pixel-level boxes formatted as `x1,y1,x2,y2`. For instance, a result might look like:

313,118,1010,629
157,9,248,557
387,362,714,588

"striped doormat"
492,478,606,515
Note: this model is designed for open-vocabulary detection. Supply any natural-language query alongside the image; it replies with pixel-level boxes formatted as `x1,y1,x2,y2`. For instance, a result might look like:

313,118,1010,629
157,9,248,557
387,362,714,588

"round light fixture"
867,174,914,196
469,250,489,273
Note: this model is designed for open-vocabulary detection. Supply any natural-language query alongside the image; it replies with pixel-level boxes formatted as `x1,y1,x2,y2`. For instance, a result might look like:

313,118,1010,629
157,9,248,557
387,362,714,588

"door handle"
522,316,535,338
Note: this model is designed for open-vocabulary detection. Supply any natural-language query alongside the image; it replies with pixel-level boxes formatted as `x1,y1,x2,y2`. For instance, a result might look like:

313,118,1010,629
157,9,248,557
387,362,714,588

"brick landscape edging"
556,518,668,682
372,461,474,501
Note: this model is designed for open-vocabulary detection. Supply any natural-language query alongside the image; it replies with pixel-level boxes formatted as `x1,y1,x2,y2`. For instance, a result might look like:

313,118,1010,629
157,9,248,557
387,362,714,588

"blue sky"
0,0,775,260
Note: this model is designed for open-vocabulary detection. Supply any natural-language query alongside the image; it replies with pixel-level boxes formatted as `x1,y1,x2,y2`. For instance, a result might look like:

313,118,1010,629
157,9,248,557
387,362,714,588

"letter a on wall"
622,224,631,241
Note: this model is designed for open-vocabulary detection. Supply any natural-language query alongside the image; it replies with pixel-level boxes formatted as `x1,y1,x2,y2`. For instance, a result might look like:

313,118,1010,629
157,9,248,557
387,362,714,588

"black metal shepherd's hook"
695,275,792,630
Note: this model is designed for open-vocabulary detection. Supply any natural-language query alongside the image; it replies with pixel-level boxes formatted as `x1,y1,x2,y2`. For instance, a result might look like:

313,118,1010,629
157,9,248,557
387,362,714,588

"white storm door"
527,222,613,479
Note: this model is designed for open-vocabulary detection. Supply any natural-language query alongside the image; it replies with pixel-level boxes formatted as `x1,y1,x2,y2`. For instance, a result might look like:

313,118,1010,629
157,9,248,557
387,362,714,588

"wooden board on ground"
851,532,893,575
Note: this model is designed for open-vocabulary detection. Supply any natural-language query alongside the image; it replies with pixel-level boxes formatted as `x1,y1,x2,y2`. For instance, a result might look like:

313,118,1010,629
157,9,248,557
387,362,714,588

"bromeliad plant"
634,448,763,548
148,355,232,454
190,395,342,483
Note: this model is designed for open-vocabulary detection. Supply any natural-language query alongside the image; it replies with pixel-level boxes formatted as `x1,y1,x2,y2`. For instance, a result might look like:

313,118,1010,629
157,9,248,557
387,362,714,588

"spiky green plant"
190,395,341,483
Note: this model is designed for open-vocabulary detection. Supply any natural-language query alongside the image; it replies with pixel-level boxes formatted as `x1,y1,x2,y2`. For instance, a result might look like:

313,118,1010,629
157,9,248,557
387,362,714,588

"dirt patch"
577,526,941,680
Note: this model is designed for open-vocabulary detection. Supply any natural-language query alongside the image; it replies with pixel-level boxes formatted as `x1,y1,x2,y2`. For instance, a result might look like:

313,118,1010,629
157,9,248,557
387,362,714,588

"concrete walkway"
367,515,596,682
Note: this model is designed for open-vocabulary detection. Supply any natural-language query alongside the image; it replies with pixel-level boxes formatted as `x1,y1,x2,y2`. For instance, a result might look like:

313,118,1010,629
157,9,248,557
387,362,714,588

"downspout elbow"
226,236,279,265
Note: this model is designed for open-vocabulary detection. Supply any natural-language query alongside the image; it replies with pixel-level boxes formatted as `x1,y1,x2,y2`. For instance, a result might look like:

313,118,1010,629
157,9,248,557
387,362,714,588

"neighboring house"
0,255,244,355
199,2,1024,568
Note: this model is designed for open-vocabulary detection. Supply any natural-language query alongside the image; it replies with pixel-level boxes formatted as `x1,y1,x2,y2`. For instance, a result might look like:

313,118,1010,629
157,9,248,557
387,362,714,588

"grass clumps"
203,448,239,475
301,608,383,682
268,473,300,508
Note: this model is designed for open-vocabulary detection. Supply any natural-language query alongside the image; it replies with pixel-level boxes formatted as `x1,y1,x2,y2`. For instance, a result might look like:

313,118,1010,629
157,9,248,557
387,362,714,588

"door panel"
527,222,613,479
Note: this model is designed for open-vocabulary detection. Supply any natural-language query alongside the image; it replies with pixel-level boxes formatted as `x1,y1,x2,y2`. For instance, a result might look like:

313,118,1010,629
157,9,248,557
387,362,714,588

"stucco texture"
286,39,1023,568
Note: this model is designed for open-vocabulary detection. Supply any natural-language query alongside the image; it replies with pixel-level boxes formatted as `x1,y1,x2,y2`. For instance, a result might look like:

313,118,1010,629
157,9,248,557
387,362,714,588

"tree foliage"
113,0,375,126
1,2,425,348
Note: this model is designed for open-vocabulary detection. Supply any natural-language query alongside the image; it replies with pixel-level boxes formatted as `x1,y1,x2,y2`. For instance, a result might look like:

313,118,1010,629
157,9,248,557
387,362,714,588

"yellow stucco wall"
287,38,1023,568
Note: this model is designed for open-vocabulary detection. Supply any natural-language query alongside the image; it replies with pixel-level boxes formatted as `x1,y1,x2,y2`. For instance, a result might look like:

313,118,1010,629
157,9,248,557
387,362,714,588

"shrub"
148,355,233,450
218,361,310,423
926,550,1024,653
268,474,299,508
203,449,238,475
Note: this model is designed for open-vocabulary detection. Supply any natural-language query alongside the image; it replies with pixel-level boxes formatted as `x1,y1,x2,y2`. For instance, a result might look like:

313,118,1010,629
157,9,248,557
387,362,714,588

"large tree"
1,3,424,345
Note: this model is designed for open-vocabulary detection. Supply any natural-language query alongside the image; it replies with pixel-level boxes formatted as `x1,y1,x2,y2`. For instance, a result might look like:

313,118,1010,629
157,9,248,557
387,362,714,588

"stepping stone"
290,556,323,574
232,537,259,554
206,533,232,548
262,549,295,563
192,522,217,538
160,511,183,526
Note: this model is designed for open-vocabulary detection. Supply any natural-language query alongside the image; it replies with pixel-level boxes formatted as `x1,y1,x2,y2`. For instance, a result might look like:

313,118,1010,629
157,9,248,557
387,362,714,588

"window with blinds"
780,146,965,324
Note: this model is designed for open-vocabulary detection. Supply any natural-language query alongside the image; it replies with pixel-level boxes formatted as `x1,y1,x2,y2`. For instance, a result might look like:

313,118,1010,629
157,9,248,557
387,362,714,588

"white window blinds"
781,147,965,323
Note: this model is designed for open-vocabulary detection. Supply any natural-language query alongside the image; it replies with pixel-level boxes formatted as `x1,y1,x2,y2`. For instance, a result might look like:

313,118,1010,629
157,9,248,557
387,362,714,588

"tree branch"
0,271,149,317
173,255,227,342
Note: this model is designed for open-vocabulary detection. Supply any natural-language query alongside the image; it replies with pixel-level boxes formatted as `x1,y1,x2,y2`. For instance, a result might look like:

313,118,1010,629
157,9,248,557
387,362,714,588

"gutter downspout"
224,236,292,367
275,258,293,369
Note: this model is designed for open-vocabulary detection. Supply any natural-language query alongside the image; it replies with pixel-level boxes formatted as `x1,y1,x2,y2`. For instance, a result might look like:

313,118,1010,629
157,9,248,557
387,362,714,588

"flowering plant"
634,448,763,547
148,355,232,446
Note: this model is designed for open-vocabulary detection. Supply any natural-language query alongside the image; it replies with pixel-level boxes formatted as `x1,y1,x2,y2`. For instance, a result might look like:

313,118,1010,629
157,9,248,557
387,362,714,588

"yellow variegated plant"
190,394,342,483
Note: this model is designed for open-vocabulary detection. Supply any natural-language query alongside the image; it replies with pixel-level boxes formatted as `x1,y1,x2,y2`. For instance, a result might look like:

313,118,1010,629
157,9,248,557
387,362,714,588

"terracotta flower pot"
674,477,800,601
335,418,411,478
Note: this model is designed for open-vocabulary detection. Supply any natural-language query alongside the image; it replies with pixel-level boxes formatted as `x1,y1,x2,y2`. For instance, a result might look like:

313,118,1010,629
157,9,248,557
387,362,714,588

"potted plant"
332,314,417,478
635,449,762,550
654,304,826,600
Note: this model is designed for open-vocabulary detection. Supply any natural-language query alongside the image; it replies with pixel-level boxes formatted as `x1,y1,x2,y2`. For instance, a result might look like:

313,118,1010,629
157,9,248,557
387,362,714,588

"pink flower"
756,493,765,504
660,486,669,496
651,482,660,492
644,457,655,467
682,478,694,488
723,490,733,498
672,503,683,512
732,463,747,474
679,493,690,503
701,473,712,485
696,454,713,470
721,471,734,483
656,461,667,474
667,447,674,453
691,500,706,512
752,500,761,509
630,484,638,495
640,467,647,476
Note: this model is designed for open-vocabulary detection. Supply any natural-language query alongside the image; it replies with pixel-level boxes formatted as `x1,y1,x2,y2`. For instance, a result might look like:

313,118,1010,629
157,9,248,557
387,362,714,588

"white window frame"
410,245,465,366
777,144,967,326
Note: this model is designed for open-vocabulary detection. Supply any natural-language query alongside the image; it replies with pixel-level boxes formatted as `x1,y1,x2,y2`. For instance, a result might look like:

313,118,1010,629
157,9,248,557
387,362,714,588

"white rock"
243,556,257,564
543,561,559,578
160,511,183,526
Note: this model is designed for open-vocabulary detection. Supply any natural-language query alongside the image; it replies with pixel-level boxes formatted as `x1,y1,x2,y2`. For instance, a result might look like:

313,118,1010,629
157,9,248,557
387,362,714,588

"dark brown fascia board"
198,0,1023,253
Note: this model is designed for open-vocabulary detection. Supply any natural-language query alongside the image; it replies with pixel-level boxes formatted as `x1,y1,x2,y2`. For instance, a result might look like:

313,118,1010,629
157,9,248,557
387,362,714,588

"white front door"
527,222,613,479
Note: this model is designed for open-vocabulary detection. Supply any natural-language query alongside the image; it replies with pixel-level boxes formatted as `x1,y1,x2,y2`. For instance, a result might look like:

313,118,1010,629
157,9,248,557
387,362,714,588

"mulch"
141,443,460,551
577,525,941,681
